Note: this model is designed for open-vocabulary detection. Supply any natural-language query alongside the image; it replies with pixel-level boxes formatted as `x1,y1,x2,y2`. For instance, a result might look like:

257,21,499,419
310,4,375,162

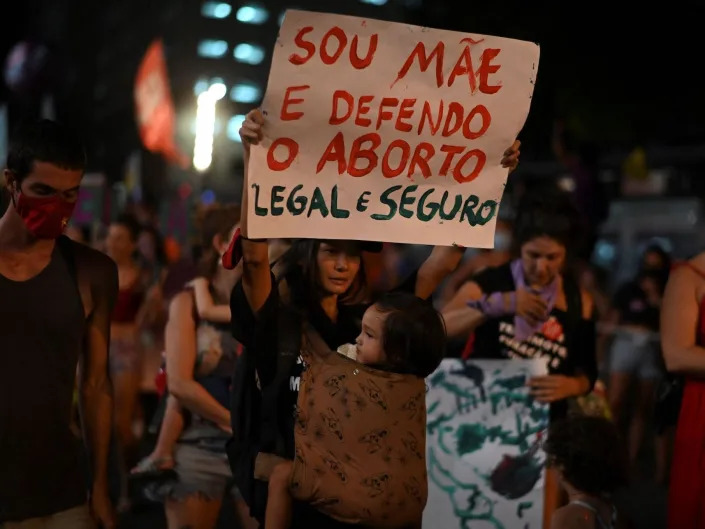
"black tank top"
0,240,87,522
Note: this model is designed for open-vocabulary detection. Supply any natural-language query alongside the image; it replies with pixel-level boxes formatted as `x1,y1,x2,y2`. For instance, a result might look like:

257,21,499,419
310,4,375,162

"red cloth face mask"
14,193,76,239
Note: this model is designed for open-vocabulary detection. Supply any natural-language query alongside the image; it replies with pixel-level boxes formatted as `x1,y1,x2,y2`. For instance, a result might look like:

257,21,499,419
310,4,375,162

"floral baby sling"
290,324,428,528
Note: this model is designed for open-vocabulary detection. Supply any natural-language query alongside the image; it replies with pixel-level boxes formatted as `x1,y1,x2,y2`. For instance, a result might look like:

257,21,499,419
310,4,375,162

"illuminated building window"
227,115,247,142
197,39,228,58
193,78,210,95
201,2,232,19
236,3,269,24
233,43,265,65
230,82,261,103
194,78,226,96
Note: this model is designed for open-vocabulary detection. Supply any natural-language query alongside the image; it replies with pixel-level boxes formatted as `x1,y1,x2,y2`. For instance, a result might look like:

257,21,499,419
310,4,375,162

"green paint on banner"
427,448,505,529
517,501,533,518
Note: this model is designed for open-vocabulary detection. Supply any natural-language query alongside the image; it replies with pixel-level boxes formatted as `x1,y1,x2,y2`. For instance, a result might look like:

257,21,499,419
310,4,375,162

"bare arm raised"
239,109,272,315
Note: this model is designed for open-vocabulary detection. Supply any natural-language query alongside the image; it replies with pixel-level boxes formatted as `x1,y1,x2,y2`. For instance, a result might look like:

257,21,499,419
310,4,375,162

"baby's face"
355,305,387,366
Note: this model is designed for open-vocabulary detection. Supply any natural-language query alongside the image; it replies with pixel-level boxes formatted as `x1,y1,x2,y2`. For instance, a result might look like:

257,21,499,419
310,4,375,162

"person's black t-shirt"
464,263,597,420
229,266,417,527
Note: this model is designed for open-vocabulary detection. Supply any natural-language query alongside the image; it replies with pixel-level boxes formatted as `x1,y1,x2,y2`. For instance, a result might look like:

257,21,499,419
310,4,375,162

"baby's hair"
373,291,446,378
544,416,628,496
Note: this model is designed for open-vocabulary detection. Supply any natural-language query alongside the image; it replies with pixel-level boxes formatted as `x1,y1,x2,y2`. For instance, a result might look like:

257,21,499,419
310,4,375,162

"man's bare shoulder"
66,239,117,293
68,239,114,270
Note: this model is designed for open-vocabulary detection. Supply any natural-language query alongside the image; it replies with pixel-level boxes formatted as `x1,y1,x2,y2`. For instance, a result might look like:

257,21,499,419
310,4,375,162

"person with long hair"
154,204,257,529
606,244,670,481
104,213,150,509
226,109,520,528
441,187,598,528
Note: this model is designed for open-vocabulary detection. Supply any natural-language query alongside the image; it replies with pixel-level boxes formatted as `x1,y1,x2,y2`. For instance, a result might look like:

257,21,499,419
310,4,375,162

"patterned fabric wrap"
290,326,428,528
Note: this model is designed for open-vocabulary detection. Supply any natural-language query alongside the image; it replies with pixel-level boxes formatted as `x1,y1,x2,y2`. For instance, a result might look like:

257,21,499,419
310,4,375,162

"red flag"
134,39,188,167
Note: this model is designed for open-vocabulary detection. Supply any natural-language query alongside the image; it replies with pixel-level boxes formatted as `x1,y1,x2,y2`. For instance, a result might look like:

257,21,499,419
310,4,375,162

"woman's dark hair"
112,213,141,242
196,204,241,280
7,119,86,183
639,244,672,295
641,244,671,273
544,416,628,496
280,239,368,307
373,291,446,378
138,225,167,268
513,186,580,252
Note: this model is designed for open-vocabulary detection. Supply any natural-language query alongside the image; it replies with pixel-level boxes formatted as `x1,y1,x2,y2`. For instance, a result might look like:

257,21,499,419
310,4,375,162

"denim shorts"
157,443,241,502
609,330,663,380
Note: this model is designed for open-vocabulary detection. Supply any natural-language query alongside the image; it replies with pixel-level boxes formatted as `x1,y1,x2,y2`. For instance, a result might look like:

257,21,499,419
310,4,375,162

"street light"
193,83,225,172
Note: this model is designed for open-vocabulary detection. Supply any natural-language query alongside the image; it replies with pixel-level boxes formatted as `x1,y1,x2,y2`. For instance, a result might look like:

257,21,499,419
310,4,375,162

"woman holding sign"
441,187,598,529
224,109,520,528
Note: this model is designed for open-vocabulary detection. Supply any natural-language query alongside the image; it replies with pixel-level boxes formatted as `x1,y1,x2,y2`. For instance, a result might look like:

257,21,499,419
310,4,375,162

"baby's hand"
337,343,358,361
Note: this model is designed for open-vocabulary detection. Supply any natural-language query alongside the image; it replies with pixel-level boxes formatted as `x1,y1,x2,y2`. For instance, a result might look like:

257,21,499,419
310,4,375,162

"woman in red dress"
662,254,705,528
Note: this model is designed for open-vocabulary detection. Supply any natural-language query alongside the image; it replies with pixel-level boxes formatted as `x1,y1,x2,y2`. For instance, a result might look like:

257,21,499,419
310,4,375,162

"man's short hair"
6,119,86,182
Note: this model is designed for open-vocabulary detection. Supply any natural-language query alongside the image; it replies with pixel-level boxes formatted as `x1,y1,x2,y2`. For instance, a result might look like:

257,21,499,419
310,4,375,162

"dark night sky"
0,1,702,162
405,1,705,156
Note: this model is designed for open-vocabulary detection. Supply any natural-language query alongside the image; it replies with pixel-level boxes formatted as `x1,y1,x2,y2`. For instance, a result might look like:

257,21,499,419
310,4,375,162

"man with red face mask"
0,120,118,529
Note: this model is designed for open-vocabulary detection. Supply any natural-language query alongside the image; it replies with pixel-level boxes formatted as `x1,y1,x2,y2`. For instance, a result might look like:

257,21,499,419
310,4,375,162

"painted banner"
425,358,549,529
247,10,539,247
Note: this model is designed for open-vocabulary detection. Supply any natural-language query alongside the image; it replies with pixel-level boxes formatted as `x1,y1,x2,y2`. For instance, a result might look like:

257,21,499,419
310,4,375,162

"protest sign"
247,10,539,247
425,358,549,528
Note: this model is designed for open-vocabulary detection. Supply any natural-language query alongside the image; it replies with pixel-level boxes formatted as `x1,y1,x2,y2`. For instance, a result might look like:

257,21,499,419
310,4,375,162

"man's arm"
79,254,118,524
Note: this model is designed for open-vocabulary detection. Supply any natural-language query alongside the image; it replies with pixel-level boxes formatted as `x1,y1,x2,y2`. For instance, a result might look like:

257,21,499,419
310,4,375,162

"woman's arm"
415,246,465,300
239,109,272,314
165,292,230,430
662,265,705,374
441,281,487,338
414,141,521,299
437,254,484,306
191,277,231,323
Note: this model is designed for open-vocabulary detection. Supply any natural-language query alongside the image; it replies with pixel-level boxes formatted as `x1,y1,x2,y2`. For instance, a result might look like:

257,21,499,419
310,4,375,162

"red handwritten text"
316,132,485,183
289,26,378,69
329,91,491,141
267,138,299,171
392,38,502,95
280,85,310,121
